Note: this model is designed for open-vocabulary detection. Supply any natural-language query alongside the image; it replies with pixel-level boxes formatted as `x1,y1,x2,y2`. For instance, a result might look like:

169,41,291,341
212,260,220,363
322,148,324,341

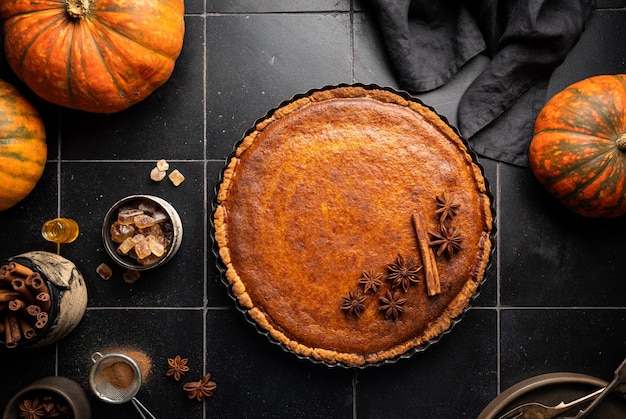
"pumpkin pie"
213,85,493,367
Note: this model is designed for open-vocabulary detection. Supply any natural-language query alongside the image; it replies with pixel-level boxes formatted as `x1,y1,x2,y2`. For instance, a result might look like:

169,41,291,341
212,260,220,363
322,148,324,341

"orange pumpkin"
0,0,185,113
529,74,626,218
0,79,47,211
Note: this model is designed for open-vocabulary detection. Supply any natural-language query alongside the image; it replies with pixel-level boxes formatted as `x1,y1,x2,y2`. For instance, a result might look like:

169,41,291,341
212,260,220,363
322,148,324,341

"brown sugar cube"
118,209,144,224
137,254,161,266
118,237,136,255
150,167,167,182
123,270,141,284
147,235,165,257
138,200,158,214
168,169,185,186
152,210,169,224
96,263,113,280
138,223,164,238
157,159,170,171
135,239,152,259
134,214,156,229
110,221,135,243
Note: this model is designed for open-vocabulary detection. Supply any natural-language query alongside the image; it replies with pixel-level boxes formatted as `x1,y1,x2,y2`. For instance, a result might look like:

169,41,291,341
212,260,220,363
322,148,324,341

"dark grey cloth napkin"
370,0,596,166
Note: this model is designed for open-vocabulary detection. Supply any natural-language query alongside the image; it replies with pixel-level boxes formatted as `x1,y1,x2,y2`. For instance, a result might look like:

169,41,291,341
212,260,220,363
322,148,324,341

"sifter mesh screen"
90,354,141,404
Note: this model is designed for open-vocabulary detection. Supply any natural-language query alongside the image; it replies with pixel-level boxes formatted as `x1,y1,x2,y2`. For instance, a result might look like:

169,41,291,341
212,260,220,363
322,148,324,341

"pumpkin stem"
66,0,91,19
617,133,626,151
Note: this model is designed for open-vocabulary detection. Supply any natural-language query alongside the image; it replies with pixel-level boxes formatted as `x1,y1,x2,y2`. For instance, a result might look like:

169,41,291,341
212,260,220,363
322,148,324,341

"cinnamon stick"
27,272,47,293
8,261,34,278
35,312,48,329
0,265,12,283
18,316,36,340
412,212,441,296
6,312,21,343
0,274,21,285
8,299,26,312
11,278,36,302
25,304,41,318
0,319,4,335
0,291,22,303
4,315,16,348
36,292,51,312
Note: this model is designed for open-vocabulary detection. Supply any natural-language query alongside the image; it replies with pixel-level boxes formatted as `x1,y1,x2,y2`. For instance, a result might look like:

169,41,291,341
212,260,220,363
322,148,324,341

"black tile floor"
1,1,626,418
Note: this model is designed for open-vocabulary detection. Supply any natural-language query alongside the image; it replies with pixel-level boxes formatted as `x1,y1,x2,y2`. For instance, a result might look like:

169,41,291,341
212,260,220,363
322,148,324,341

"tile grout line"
496,161,502,395
54,106,63,376
203,6,209,417
349,0,355,85
56,107,63,216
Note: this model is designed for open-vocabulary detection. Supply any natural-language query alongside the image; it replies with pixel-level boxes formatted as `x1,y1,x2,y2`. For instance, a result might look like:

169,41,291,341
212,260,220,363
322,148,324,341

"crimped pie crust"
214,86,493,367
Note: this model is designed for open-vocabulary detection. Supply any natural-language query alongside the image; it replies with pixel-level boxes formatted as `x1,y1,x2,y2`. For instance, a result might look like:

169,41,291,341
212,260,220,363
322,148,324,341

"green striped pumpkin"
0,79,46,211
0,0,185,113
529,74,626,218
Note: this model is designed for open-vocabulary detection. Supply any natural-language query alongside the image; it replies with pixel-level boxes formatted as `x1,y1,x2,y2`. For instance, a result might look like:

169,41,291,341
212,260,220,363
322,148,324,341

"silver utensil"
89,351,156,419
496,387,604,419
562,356,626,419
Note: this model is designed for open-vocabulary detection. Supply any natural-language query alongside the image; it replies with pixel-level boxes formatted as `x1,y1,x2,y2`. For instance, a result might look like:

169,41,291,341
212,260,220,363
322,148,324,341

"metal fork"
561,356,626,419
498,356,626,419
496,387,604,419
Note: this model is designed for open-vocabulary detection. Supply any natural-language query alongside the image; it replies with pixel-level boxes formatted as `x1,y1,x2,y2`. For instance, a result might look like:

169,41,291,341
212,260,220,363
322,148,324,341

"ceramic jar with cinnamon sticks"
0,251,87,349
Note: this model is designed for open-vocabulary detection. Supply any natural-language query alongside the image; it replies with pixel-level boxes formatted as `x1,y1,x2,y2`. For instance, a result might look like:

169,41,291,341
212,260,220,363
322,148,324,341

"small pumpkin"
0,0,185,113
529,74,626,218
0,79,47,211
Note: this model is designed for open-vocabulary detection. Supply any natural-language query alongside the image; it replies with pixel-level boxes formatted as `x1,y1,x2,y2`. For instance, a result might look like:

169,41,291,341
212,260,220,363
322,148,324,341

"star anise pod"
183,373,217,401
41,396,61,416
435,192,460,222
358,269,384,294
429,223,463,257
18,398,45,419
340,289,366,317
387,254,422,292
379,290,407,321
166,355,190,381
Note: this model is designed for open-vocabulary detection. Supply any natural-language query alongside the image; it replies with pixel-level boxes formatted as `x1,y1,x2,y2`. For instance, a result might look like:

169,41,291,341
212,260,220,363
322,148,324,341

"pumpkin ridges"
92,15,183,61
7,12,74,91
530,131,615,182
561,152,626,217
69,20,115,110
2,0,184,113
0,138,46,181
555,148,621,201
531,130,626,217
0,0,60,19
92,3,184,59
585,89,626,140
0,79,47,211
0,173,42,209
83,19,165,87
67,20,78,108
539,146,614,196
530,74,626,217
535,75,626,140
0,156,45,181
540,93,620,139
6,11,65,77
67,21,143,108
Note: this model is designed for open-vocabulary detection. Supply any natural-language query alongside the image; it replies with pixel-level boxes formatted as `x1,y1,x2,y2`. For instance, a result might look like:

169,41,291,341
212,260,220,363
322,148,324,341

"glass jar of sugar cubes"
102,195,183,271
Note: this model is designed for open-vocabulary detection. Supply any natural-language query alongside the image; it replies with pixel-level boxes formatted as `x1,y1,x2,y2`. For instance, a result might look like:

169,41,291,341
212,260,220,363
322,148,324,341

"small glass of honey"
41,218,80,244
